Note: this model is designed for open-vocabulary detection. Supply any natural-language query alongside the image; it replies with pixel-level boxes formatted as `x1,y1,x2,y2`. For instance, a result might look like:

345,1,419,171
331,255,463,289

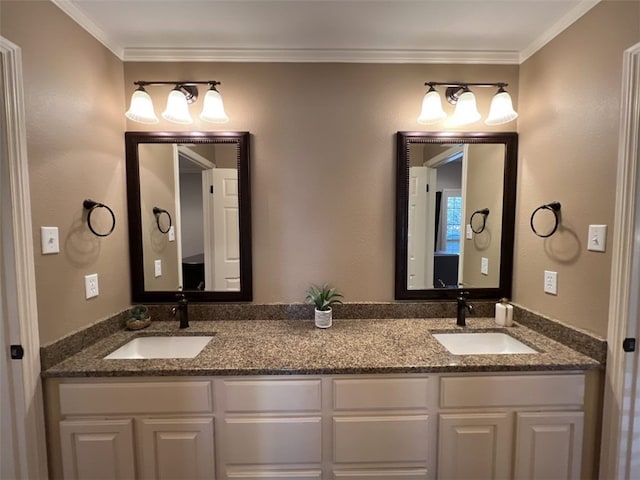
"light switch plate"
481,257,489,275
154,259,162,277
544,270,558,295
588,224,607,252
466,225,473,239
168,226,175,242
84,273,99,299
41,226,59,254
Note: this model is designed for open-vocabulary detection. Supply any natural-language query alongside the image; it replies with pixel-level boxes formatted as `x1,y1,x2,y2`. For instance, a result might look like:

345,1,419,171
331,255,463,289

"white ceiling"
53,0,600,63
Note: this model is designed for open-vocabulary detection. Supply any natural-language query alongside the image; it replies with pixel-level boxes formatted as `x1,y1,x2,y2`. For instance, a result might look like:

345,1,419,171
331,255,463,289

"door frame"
600,41,640,478
0,36,48,478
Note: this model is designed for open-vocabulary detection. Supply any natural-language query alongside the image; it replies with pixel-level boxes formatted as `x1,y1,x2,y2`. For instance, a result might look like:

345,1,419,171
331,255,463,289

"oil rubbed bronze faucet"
172,294,189,329
456,293,474,327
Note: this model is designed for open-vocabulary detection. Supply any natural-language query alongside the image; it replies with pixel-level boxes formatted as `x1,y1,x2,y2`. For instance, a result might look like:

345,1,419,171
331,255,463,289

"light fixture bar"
126,80,229,125
424,82,509,89
418,81,517,126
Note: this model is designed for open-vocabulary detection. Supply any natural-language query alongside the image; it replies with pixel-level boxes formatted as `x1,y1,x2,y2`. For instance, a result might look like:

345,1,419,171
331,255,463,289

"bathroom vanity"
42,318,600,480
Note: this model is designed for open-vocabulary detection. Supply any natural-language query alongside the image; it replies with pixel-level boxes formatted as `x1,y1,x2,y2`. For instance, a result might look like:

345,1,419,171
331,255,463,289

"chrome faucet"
172,294,189,329
456,293,474,327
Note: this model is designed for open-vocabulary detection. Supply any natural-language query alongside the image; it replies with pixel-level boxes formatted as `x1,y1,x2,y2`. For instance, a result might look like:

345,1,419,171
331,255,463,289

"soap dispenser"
495,298,513,327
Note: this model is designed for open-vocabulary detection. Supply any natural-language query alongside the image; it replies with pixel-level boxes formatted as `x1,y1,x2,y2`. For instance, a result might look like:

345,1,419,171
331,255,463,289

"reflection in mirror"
396,132,517,300
126,132,252,302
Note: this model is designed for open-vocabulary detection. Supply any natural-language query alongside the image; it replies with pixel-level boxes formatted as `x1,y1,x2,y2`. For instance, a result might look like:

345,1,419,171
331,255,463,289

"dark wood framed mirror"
395,131,518,300
125,131,252,302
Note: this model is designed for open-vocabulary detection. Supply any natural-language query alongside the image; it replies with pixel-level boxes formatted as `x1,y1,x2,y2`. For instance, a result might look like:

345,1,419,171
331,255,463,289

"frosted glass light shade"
417,89,447,124
162,89,193,124
125,88,159,124
451,91,481,125
485,90,518,125
200,88,229,123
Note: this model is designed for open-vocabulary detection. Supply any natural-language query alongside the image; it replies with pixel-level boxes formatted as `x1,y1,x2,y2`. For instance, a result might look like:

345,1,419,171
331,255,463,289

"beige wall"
515,1,640,337
139,144,180,290
462,144,504,288
1,1,129,345
6,0,634,343
124,62,518,304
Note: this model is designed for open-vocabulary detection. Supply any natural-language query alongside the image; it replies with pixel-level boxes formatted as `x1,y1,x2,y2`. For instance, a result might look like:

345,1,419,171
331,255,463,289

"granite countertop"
41,318,601,378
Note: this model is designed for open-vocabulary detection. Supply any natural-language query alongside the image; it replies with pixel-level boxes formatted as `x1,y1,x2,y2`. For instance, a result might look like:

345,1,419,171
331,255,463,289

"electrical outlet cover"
481,257,489,275
84,273,99,299
544,270,557,295
154,259,162,278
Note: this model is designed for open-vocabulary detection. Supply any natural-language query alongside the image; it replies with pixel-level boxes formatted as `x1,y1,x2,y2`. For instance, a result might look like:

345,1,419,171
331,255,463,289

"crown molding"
519,0,601,63
51,0,123,59
122,47,520,64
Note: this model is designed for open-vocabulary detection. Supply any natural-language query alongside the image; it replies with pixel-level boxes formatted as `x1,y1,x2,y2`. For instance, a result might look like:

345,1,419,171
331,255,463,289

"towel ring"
470,208,490,234
530,201,561,238
153,207,172,234
83,199,116,237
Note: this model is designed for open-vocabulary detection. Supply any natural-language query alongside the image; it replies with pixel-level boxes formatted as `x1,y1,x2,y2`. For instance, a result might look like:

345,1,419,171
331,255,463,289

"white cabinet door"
438,412,512,480
139,417,215,479
514,412,584,480
59,419,135,480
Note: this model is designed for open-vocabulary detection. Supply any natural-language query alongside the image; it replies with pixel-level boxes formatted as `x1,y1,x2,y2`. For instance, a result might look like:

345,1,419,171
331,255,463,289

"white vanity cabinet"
54,380,216,480
331,376,436,479
437,374,585,480
215,378,323,479
46,372,588,480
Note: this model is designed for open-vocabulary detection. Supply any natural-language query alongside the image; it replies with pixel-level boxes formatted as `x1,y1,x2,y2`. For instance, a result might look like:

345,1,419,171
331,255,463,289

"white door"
438,412,513,479
60,419,136,480
139,418,215,479
204,168,240,291
601,41,640,478
0,37,47,479
408,166,436,289
514,412,584,480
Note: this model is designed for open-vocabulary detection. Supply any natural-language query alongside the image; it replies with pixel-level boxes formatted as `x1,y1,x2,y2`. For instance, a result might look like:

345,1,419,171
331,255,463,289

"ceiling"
53,0,600,64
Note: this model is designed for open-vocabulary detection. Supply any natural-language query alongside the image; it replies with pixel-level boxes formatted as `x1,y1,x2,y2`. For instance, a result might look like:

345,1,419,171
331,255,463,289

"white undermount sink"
104,336,214,360
432,332,537,355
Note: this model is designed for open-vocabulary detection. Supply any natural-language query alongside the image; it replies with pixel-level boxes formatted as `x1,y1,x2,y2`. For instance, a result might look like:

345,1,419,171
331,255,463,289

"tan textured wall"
139,144,180,290
462,144,504,288
515,1,640,337
124,63,518,303
1,1,128,345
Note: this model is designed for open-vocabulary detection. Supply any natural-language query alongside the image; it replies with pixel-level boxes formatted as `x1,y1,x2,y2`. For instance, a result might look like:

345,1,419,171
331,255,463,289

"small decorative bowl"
125,317,151,330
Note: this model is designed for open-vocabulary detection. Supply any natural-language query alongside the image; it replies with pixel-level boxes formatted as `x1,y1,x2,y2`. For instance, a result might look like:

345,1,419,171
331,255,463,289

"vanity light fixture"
125,81,229,125
417,82,518,126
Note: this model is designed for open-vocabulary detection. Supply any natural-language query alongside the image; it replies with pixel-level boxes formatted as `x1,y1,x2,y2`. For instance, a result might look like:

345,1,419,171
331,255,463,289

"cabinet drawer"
59,381,213,415
333,378,431,410
222,379,321,412
333,415,430,463
440,374,585,409
333,469,428,479
224,417,322,464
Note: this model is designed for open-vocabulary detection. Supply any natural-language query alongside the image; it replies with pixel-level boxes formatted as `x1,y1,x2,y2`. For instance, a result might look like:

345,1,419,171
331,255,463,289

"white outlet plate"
84,273,99,299
41,226,59,254
481,257,489,275
154,259,162,278
466,225,473,240
544,270,558,295
168,226,175,242
588,224,607,252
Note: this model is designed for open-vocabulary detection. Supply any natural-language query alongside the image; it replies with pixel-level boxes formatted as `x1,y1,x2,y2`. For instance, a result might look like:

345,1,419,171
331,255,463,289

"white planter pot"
315,307,332,328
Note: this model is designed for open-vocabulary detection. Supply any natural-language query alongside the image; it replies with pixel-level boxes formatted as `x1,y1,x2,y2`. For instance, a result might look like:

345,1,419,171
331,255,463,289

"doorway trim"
0,36,48,478
600,41,640,478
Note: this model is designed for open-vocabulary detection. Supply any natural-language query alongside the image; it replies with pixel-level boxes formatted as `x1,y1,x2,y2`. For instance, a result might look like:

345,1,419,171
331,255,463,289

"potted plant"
125,305,151,330
305,283,343,328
